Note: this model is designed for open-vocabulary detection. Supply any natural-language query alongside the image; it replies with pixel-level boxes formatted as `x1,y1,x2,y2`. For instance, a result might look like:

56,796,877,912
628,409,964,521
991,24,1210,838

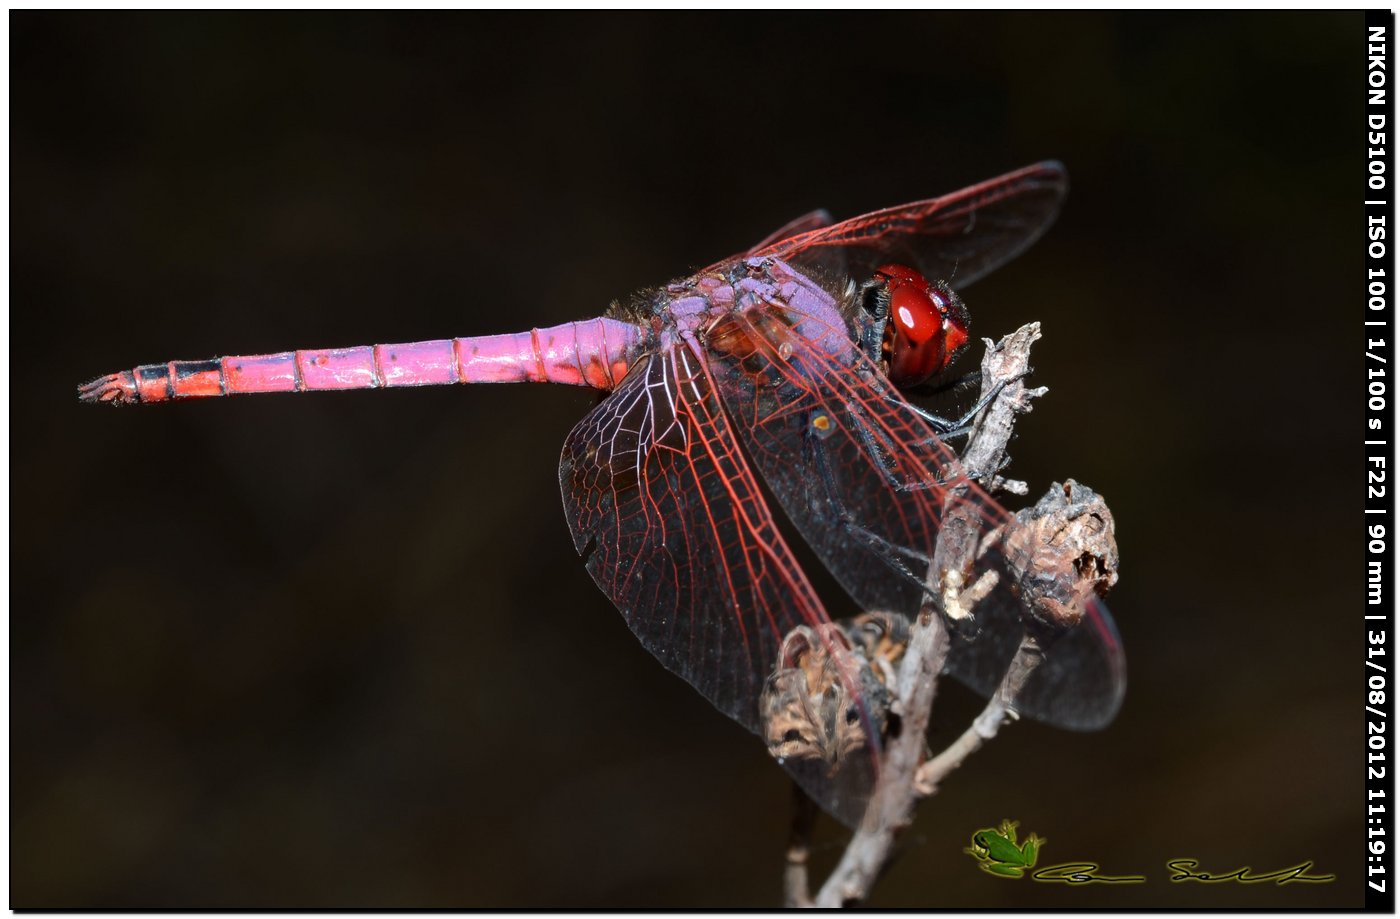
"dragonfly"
80,161,1125,826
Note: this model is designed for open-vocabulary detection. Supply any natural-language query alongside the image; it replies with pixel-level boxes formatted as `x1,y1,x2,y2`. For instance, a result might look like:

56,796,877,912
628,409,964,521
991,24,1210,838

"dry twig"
807,323,1047,907
783,784,817,907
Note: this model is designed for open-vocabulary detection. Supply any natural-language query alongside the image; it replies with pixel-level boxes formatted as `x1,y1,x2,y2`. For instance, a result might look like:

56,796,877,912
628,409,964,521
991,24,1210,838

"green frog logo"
965,820,1044,878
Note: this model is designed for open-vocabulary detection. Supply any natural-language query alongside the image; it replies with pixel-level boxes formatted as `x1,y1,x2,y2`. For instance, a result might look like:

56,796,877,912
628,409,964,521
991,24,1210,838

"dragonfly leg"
904,368,982,399
842,406,965,495
803,426,940,598
832,513,937,601
806,411,1012,626
876,392,1027,488
899,379,1008,441
810,455,1004,625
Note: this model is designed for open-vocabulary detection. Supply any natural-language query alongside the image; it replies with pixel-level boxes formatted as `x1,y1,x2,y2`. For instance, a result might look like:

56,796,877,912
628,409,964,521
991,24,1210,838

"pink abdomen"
79,317,647,405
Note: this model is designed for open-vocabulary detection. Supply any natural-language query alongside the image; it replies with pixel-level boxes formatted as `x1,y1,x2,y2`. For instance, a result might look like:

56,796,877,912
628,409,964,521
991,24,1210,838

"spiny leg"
896,379,1009,442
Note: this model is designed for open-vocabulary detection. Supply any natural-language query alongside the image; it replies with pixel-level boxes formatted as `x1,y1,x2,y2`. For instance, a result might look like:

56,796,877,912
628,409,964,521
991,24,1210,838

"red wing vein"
559,348,835,732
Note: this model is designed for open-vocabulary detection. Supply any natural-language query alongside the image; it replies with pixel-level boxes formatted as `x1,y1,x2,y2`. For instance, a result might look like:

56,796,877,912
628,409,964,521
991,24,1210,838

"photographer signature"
965,822,1335,885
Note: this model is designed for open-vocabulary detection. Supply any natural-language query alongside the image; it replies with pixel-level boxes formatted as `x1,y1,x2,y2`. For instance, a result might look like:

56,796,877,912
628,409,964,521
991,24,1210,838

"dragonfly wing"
748,208,835,252
1022,595,1126,730
559,347,881,821
693,209,839,279
707,294,1125,730
754,161,1067,290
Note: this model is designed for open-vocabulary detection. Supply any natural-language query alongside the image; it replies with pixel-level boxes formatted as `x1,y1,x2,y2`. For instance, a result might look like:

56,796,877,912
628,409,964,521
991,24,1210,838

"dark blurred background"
12,11,1364,907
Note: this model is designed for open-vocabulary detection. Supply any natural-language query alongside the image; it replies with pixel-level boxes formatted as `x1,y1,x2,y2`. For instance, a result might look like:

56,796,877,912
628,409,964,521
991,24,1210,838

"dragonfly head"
867,263,970,388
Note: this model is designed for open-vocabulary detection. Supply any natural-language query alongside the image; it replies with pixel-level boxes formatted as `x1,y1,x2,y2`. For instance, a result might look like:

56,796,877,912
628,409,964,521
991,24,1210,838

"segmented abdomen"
79,318,646,405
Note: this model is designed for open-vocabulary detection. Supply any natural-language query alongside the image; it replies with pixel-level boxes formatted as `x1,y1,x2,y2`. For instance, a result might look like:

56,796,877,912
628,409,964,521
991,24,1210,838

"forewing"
707,298,1125,730
753,161,1067,289
695,209,837,278
748,208,834,252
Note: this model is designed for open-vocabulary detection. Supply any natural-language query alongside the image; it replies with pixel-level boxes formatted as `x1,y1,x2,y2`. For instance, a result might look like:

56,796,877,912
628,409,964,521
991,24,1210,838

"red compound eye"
875,263,968,388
